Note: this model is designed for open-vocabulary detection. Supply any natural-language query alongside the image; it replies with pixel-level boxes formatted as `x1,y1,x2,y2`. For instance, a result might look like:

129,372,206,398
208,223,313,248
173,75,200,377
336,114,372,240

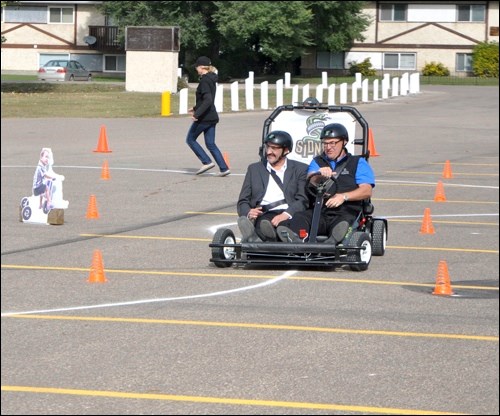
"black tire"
371,219,387,256
22,206,32,221
211,228,237,268
346,231,371,271
21,197,29,208
42,200,50,214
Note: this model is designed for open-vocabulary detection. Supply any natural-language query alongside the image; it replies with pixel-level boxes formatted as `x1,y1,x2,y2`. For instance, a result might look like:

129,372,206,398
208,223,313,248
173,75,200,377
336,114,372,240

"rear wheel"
42,200,51,214
371,219,387,256
346,231,371,271
211,228,237,268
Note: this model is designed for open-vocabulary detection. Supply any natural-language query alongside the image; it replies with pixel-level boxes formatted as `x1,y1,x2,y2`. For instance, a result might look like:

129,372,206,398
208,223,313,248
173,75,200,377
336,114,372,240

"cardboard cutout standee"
20,148,68,224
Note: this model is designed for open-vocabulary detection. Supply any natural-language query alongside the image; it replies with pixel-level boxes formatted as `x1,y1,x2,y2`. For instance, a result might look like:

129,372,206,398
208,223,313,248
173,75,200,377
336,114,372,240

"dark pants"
254,210,286,240
33,183,47,196
285,208,358,237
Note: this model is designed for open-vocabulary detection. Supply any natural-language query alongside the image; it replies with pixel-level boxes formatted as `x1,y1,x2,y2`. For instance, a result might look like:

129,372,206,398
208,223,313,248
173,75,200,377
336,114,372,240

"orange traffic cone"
442,160,453,179
367,128,380,157
93,125,112,153
420,207,435,234
432,260,454,296
101,160,110,180
434,180,446,202
87,249,108,283
223,152,230,168
86,195,100,219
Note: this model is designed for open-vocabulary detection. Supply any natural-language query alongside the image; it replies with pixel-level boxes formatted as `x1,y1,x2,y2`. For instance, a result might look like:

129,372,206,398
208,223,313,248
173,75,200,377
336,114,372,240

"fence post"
276,79,284,107
327,84,336,105
373,79,379,101
231,81,239,111
260,81,269,110
179,88,189,114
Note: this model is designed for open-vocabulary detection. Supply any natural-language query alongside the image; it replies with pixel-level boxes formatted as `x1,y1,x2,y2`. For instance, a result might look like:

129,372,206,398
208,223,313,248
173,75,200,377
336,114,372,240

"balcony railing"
88,26,124,52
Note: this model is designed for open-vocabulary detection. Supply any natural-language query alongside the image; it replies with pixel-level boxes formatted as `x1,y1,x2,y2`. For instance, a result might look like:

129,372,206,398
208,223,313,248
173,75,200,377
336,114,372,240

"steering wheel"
306,172,338,199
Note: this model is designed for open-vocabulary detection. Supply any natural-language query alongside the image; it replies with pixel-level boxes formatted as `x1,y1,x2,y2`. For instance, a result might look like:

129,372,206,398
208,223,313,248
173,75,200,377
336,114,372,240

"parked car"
37,60,92,82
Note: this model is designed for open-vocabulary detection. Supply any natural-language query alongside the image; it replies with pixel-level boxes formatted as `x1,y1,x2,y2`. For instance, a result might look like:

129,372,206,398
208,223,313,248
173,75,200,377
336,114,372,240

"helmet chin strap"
270,148,288,167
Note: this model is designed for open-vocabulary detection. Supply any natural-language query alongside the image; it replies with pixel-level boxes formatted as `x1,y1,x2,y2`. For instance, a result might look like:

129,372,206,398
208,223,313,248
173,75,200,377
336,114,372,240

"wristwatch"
343,194,349,202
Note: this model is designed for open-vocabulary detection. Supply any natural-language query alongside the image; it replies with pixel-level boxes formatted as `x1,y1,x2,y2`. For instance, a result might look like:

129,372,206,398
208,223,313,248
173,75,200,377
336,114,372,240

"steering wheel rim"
306,172,338,199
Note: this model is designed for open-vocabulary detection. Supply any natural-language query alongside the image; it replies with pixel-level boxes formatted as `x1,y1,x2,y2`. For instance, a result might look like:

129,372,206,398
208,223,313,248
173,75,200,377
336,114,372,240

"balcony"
87,26,124,52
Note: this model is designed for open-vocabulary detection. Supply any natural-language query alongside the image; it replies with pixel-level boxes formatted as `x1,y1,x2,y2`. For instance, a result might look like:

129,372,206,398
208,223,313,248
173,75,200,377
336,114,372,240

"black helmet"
320,123,349,142
303,97,320,107
264,130,293,152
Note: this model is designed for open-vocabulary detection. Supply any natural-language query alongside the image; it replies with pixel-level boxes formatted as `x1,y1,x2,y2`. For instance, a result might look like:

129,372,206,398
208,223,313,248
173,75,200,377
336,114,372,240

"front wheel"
211,228,237,268
346,231,372,271
371,219,387,256
22,206,32,221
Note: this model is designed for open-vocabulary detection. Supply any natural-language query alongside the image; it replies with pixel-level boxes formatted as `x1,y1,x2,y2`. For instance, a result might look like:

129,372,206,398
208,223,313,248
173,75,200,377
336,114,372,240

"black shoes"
260,220,277,241
276,226,302,243
324,221,350,244
238,216,262,242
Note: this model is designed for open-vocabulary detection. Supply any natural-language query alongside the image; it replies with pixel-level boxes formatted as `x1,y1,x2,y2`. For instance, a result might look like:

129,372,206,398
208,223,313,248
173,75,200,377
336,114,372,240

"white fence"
175,71,421,115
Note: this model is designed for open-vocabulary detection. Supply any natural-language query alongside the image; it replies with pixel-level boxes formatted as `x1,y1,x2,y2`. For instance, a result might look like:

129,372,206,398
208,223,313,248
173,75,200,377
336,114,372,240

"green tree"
307,1,371,52
98,1,371,78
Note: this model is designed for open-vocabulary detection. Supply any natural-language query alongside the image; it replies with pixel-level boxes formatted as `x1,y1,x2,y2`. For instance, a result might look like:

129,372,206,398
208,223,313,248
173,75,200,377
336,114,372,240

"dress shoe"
324,220,350,244
276,226,302,243
238,216,262,242
259,219,277,241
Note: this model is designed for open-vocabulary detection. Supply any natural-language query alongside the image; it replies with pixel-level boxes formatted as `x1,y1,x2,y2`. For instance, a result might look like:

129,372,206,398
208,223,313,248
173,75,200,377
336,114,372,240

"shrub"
472,41,499,78
422,62,450,76
177,76,189,92
348,58,376,77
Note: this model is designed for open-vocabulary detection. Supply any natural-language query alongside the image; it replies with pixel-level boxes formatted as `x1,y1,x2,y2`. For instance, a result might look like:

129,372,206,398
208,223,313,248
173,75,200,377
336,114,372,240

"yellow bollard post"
161,91,172,116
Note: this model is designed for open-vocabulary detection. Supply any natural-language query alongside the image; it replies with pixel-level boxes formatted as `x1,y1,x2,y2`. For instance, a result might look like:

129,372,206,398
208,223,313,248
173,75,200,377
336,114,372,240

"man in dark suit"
237,131,309,242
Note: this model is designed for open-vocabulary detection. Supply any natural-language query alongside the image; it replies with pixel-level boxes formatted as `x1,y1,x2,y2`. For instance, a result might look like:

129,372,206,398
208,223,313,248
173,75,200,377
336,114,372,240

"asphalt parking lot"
1,85,499,415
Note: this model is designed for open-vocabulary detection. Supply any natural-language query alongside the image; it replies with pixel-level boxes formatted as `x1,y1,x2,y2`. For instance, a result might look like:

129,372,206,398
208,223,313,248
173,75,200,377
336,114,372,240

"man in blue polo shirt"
277,123,375,244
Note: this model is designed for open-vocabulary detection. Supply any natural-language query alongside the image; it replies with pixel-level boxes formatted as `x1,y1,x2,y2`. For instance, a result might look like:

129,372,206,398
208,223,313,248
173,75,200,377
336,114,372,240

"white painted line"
1,270,297,317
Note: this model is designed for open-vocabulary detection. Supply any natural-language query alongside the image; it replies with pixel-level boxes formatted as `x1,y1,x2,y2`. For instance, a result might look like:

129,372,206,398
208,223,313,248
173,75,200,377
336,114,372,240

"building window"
317,51,344,69
49,7,73,24
104,55,126,72
380,4,407,21
456,53,473,72
4,5,47,23
383,53,416,70
457,5,485,22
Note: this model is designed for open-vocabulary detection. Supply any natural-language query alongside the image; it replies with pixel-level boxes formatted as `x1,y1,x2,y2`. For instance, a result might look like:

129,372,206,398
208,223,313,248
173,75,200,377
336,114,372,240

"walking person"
186,56,230,177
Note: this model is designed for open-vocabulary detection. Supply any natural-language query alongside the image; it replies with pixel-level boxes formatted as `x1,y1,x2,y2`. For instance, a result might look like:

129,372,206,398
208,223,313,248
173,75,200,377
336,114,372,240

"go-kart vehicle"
209,103,387,271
